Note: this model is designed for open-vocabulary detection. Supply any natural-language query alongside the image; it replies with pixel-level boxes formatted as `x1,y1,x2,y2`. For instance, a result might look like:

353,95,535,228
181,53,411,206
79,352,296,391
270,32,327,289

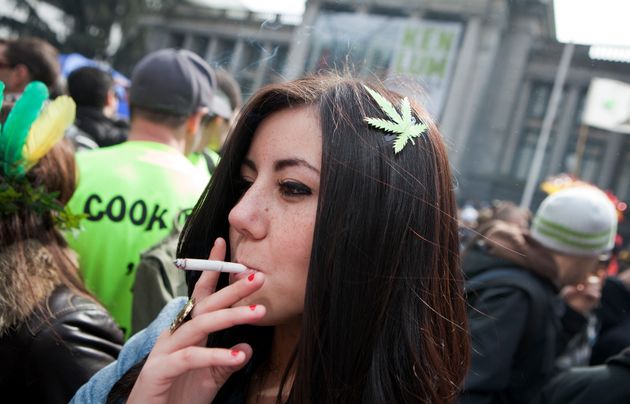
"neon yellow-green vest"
66,141,209,337
188,148,221,177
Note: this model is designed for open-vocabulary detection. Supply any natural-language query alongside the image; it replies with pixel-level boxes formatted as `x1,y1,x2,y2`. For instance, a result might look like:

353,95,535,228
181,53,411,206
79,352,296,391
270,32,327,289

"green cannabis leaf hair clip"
363,85,427,154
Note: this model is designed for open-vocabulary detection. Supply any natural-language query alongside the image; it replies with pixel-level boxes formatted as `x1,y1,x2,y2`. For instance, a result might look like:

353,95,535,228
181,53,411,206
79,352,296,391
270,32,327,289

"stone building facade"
141,0,630,235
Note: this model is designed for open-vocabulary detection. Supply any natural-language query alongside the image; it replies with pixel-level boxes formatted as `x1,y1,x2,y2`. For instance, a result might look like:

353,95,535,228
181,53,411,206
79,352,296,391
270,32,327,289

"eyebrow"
242,158,320,174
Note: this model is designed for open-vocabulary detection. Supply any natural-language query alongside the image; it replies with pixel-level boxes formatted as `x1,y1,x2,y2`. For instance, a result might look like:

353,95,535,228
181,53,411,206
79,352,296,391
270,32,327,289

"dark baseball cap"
129,48,221,117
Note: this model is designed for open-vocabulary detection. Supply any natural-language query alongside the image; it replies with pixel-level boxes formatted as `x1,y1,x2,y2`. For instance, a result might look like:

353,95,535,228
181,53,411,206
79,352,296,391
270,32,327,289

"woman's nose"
228,185,267,240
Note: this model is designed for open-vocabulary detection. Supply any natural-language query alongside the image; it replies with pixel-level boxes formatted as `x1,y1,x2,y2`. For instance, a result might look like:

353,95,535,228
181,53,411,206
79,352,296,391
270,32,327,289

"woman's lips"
229,263,260,282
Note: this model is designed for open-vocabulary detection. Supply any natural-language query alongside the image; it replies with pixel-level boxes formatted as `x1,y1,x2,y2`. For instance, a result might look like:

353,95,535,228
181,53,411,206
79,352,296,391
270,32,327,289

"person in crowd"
478,200,530,231
130,69,242,334
460,186,618,404
129,213,188,335
0,37,59,95
591,266,630,365
539,264,630,404
0,81,123,403
458,201,480,248
66,66,128,149
210,68,243,150
71,74,471,403
461,200,531,252
65,49,222,337
189,68,242,175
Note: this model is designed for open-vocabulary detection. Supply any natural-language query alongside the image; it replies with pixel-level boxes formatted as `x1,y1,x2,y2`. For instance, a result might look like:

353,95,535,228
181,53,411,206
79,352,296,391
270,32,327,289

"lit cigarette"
174,259,247,273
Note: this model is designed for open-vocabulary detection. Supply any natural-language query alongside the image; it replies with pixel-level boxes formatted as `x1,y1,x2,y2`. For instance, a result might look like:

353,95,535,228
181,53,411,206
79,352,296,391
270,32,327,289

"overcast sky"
554,0,630,46
189,0,305,15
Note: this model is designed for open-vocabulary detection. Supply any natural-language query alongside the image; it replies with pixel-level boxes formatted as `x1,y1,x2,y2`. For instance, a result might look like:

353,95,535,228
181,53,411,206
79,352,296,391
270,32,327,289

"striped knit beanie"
531,187,617,257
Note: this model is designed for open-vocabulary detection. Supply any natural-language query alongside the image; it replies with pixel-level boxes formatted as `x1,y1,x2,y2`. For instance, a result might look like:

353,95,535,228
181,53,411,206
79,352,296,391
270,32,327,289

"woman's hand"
128,238,265,404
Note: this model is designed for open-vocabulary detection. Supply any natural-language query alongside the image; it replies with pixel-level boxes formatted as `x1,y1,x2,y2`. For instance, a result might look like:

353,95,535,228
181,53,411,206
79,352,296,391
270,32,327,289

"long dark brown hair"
111,73,470,403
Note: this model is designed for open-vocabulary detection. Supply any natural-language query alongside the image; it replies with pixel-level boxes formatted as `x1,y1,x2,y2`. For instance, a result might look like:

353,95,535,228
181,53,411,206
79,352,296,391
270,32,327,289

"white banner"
306,13,462,118
582,78,630,134
387,22,462,118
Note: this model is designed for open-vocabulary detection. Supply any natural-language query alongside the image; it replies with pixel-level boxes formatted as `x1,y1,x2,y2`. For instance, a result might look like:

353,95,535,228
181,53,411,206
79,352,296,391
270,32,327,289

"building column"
450,7,506,171
252,42,272,91
205,37,218,63
440,17,481,145
461,11,539,177
229,39,245,75
283,0,321,80
499,81,532,174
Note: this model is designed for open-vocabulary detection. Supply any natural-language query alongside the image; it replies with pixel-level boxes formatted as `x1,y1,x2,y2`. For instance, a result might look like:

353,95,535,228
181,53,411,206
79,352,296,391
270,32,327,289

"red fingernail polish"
249,304,256,311
248,273,255,281
231,349,240,357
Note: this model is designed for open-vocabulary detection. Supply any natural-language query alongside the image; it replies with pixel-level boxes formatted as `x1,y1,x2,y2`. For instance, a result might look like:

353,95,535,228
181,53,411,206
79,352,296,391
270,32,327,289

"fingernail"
248,273,255,282
249,304,256,311
231,349,240,357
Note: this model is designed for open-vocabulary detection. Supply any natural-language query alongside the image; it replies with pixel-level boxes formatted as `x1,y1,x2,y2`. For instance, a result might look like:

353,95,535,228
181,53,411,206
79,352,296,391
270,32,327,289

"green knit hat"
531,187,617,257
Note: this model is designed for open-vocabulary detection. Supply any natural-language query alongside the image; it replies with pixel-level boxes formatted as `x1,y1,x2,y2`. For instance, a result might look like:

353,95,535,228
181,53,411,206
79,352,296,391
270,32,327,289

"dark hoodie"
74,106,128,148
460,220,586,404
591,276,630,365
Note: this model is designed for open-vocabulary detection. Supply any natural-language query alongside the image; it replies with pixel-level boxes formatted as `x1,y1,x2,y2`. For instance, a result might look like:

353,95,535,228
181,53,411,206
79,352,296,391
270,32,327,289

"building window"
213,37,237,68
170,32,185,48
614,140,630,201
563,92,607,184
566,135,605,183
190,36,209,58
263,44,288,84
239,41,263,71
234,41,264,96
513,128,542,180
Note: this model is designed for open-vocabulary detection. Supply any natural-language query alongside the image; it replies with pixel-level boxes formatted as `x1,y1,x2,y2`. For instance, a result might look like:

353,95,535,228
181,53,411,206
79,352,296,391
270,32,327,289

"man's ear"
106,89,117,107
183,108,209,155
104,89,119,117
186,107,209,135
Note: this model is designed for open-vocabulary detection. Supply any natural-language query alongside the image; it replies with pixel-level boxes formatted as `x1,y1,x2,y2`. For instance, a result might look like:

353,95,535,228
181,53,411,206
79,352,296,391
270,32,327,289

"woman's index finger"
191,238,227,302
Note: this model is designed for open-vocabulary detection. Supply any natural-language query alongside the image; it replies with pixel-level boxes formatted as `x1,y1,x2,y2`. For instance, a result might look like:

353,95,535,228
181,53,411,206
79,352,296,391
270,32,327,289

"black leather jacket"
0,285,124,403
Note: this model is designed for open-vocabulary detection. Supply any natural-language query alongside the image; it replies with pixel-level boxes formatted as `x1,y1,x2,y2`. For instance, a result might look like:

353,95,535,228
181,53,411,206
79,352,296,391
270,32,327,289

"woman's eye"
279,181,312,197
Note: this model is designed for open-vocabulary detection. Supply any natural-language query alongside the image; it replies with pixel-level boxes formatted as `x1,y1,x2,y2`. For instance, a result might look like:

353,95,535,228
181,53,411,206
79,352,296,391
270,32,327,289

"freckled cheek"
294,221,315,270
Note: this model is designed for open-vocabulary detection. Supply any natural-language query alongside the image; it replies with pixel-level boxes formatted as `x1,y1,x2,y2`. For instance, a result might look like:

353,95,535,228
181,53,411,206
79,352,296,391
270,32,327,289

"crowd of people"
0,35,629,403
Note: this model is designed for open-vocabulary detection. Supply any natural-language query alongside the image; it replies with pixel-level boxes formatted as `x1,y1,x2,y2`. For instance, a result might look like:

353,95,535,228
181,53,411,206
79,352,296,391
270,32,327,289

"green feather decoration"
363,85,427,154
0,81,49,176
0,80,83,231
0,81,4,137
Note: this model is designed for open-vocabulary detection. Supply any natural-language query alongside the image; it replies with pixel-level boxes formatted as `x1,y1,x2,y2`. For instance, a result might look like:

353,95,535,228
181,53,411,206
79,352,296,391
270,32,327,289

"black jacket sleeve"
540,348,630,404
460,286,529,404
